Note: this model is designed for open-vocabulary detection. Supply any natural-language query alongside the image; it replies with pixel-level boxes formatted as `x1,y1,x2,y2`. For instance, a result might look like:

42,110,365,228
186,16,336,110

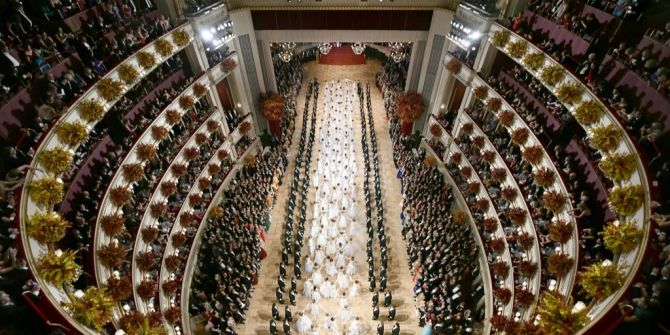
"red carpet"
318,44,366,65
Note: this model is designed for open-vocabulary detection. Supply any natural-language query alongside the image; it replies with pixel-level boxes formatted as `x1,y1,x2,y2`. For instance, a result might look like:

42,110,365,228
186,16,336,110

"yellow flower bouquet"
172,29,190,47
608,184,644,217
29,177,64,206
491,30,510,48
536,291,589,334
588,124,621,152
63,286,115,332
506,39,528,58
117,63,140,84
56,121,88,147
37,249,81,288
523,52,545,71
136,51,157,69
599,153,637,182
540,65,566,86
601,220,642,254
27,211,71,244
154,38,174,57
96,77,125,102
556,82,583,105
77,99,105,122
580,261,624,300
37,147,73,174
574,100,604,126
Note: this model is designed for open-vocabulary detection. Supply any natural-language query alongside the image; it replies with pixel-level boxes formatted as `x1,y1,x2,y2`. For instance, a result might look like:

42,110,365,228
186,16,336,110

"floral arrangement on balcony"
207,120,221,133
602,220,642,254
179,95,195,109
136,251,155,271
501,186,517,201
490,237,506,254
506,207,526,226
476,198,490,211
472,136,486,148
261,93,285,121
490,315,515,333
56,121,88,146
430,123,442,138
122,163,144,183
521,145,543,164
473,85,488,100
556,82,583,105
446,58,462,74
506,40,528,58
193,82,208,97
164,306,181,324
208,163,222,175
245,154,258,167
532,167,555,187
29,177,64,207
498,110,515,127
468,181,480,194
78,99,106,122
510,127,529,144
137,143,157,161
517,232,534,251
98,243,126,268
523,52,546,71
119,311,164,335
599,153,637,182
396,92,425,122
494,287,512,304
141,226,159,243
62,287,115,332
117,64,140,84
180,212,195,227
137,279,157,300
100,213,124,237
218,149,230,162
543,190,567,213
491,167,507,182
171,163,188,177
38,147,73,174
453,209,467,225
460,166,472,177
515,288,534,308
162,278,180,295
548,219,573,244
239,121,252,135
608,184,645,217
580,261,624,300
222,57,237,72
483,217,498,232
150,202,167,219
548,253,574,278
151,125,169,141
540,65,566,86
184,147,199,160
482,150,496,163
137,51,157,69
485,97,502,112
461,122,474,135
189,193,203,206
491,30,510,48
97,77,125,102
172,29,190,47
165,255,183,271
154,38,174,57
450,152,462,164
109,186,132,207
105,276,132,301
171,232,187,248
37,250,81,288
166,109,182,124
490,261,510,278
574,100,604,126
160,180,177,196
517,260,538,278
195,132,209,145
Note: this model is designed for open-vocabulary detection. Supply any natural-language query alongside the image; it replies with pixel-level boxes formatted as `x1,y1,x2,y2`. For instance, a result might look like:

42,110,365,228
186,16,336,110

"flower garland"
96,77,125,102
136,51,157,69
599,153,637,182
56,121,88,147
62,287,115,332
37,250,81,288
171,232,187,248
151,125,169,141
542,190,567,213
491,30,510,48
574,100,604,126
29,177,64,207
540,65,566,86
515,288,535,307
37,147,73,175
523,52,545,71
166,109,182,124
141,226,159,243
179,95,195,110
150,202,167,219
510,127,529,144
137,279,157,300
100,213,125,237
105,276,132,301
172,29,190,47
261,93,285,121
396,92,425,122
109,186,132,207
536,291,589,334
601,221,642,254
136,143,157,161
498,110,515,127
485,97,502,112
98,243,126,268
77,99,106,122
548,219,573,244
473,85,488,100
222,57,237,72
27,212,71,244
122,163,144,183
165,255,183,271
193,82,207,97
555,82,584,105
532,167,555,187
506,39,528,58
154,38,174,57
117,63,140,84
491,167,507,182
608,184,644,217
521,145,544,165
506,207,526,226
446,58,462,74
580,261,624,300
548,253,574,278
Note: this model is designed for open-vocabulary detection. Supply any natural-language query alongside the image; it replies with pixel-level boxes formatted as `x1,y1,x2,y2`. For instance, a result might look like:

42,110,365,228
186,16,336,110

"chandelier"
278,42,296,63
318,43,332,55
389,42,408,63
351,42,366,55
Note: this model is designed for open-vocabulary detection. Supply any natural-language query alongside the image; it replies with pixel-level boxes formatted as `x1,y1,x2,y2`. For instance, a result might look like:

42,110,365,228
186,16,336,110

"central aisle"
239,62,421,334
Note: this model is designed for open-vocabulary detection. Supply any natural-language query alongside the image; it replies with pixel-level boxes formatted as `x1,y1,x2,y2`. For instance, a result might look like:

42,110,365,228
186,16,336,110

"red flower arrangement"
548,253,574,277
171,163,188,177
184,147,199,160
109,187,132,207
136,143,157,161
468,181,481,194
490,261,510,278
498,110,515,127
150,202,167,219
180,212,194,227
136,251,155,271
98,243,126,268
164,255,183,271
122,163,144,183
189,193,203,206
450,152,462,164
476,198,490,211
396,92,425,122
141,226,158,243
483,217,498,232
430,123,442,138
543,190,567,213
166,109,182,124
171,232,188,248
516,232,534,251
195,133,209,145
136,279,157,300
482,150,496,163
490,315,514,333
261,93,285,121
239,121,251,135
164,306,181,324
490,238,506,254
501,187,517,201
533,167,555,187
491,167,507,182
446,58,462,74
105,276,132,301
511,128,529,145
146,311,162,328
460,166,472,177
493,287,512,304
461,122,474,135
208,163,222,175
193,83,207,97
506,207,526,226
516,260,538,278
179,95,195,110
151,125,169,141
486,97,502,112
198,177,211,189
522,146,544,165
472,136,486,148
515,288,535,308
100,214,125,237
548,219,573,244
207,120,220,133
217,149,229,161
162,278,180,295
473,85,489,100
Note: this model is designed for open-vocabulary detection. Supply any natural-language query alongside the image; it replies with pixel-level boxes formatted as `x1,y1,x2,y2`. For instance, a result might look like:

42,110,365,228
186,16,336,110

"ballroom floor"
237,61,421,334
